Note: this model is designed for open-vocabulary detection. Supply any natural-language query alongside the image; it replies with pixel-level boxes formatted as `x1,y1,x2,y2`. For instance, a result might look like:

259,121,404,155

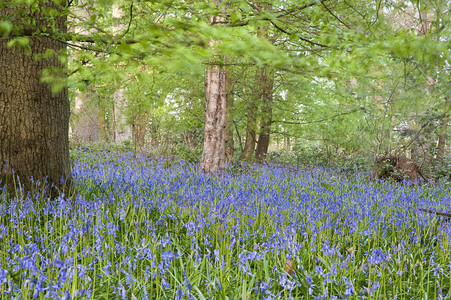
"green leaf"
230,10,242,24
0,21,12,38
7,37,31,54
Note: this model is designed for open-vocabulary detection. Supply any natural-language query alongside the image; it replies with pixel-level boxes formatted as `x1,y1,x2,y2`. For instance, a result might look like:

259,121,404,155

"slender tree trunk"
200,64,227,173
284,135,291,150
0,2,72,193
112,88,132,143
112,3,132,144
149,120,160,150
437,97,450,163
255,68,274,163
225,69,234,162
132,114,148,152
240,71,259,162
98,98,111,142
225,97,234,162
70,0,99,144
72,87,99,143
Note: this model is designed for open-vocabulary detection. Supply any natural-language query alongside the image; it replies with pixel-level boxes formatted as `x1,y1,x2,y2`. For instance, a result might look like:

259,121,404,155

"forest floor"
0,150,450,299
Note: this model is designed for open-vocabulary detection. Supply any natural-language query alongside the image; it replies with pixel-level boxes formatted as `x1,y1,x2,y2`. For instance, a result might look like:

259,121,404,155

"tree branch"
273,108,359,125
320,1,350,29
122,1,134,37
274,0,327,18
269,20,329,48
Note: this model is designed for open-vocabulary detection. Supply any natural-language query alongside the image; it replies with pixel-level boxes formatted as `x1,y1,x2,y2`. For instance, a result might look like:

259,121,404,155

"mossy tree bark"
0,2,72,193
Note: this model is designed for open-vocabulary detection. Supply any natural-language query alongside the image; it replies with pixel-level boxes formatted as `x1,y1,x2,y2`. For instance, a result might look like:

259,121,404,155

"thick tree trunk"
255,68,274,163
0,3,72,193
200,0,228,173
200,65,227,173
437,97,450,163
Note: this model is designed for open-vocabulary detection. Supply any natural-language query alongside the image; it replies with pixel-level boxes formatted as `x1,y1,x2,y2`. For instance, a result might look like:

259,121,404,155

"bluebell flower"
102,262,111,275
184,278,192,291
0,267,8,284
342,276,355,296
368,249,388,267
321,240,335,257
369,280,380,296
117,280,127,299
175,288,184,300
305,274,315,295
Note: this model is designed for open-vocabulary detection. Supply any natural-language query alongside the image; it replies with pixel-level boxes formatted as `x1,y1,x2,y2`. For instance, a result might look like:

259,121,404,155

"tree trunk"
70,0,99,145
200,0,228,173
0,2,72,193
113,89,132,143
98,98,111,142
72,88,99,144
255,68,274,163
132,114,148,152
225,69,234,162
112,3,132,144
437,97,450,163
239,71,260,162
200,65,227,173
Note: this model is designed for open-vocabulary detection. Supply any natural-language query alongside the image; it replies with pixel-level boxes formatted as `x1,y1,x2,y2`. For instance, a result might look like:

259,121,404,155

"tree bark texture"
200,0,228,173
255,68,274,163
0,2,72,193
200,65,227,173
436,97,450,163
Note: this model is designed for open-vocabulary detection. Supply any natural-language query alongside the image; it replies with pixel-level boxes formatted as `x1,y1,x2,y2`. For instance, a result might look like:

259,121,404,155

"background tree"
200,0,229,173
1,0,449,190
70,0,100,144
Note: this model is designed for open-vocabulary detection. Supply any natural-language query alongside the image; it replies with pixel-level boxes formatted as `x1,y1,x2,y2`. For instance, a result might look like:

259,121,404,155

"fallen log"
419,208,451,219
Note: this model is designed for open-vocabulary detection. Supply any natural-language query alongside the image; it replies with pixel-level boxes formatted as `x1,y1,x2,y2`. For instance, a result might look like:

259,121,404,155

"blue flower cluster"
0,150,450,299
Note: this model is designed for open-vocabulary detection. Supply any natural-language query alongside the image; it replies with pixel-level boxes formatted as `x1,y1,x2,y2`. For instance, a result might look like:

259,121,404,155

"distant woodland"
1,0,449,189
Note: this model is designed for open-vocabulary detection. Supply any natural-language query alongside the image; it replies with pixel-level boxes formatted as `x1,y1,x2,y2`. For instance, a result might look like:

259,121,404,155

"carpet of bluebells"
0,150,451,299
